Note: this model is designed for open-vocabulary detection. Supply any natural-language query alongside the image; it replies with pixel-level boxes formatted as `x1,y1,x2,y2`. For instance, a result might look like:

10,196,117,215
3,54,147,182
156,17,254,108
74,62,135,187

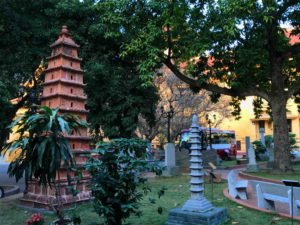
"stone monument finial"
60,25,70,37
191,114,198,127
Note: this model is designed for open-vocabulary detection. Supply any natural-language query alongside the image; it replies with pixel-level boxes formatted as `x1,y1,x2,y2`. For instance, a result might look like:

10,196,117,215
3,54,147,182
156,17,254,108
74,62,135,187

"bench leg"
288,189,300,216
256,184,275,211
237,188,247,200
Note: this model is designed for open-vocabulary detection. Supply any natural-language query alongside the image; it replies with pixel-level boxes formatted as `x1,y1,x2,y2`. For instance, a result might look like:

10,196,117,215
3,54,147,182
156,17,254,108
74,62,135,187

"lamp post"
161,104,174,143
206,114,216,149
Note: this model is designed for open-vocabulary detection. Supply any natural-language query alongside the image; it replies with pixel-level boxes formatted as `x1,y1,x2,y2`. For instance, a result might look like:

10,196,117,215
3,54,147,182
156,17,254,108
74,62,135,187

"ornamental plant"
86,138,165,225
24,213,44,225
2,106,87,224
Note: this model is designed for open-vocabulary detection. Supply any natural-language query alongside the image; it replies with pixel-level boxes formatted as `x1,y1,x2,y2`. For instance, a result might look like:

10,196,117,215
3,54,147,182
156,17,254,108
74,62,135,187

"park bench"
228,170,248,200
287,186,300,216
250,180,299,215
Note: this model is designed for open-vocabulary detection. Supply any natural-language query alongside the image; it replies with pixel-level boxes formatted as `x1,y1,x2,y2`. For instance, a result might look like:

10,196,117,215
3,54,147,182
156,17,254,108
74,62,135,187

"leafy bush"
252,140,266,160
289,133,299,150
2,106,87,224
86,138,165,225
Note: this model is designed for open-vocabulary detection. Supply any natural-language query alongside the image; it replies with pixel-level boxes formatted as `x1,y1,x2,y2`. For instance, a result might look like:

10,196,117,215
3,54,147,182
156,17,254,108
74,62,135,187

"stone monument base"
165,207,228,225
246,164,259,172
162,166,179,177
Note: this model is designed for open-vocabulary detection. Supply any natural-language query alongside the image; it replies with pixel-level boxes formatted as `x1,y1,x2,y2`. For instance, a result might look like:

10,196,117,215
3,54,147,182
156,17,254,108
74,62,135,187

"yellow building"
217,96,300,156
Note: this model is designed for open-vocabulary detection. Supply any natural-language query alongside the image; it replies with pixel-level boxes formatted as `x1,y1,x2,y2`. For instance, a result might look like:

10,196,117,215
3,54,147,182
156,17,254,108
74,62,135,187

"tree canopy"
0,0,159,146
95,0,300,171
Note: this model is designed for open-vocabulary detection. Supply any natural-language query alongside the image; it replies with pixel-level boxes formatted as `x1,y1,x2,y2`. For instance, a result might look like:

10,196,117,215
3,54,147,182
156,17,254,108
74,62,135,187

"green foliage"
2,106,87,187
85,54,159,139
0,0,159,142
252,140,266,160
94,0,300,171
265,135,274,149
289,133,299,150
86,138,164,225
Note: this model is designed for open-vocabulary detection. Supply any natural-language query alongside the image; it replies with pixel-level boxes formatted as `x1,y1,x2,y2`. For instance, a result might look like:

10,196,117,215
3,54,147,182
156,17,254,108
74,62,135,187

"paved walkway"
0,157,25,193
221,166,300,220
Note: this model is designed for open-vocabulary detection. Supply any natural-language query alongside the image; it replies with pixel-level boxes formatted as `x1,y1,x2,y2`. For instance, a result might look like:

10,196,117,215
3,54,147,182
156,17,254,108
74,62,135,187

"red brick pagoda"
20,26,91,209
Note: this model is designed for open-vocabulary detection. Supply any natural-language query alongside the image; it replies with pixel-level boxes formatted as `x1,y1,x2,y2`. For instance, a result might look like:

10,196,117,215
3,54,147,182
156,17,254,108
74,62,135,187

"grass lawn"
0,175,299,225
219,159,267,168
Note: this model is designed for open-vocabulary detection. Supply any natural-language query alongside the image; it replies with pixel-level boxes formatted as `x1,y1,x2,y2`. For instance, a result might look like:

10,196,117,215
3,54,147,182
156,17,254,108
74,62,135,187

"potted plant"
2,106,86,225
24,213,45,225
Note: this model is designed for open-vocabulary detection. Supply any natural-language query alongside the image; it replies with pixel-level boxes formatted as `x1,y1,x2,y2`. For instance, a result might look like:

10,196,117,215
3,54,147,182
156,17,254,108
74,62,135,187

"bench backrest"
251,180,289,198
228,170,238,186
288,186,300,200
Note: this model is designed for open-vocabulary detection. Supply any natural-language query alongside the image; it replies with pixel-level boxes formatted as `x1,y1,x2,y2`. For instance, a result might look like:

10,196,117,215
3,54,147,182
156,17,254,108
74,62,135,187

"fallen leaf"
237,206,243,209
232,222,239,224
273,217,281,221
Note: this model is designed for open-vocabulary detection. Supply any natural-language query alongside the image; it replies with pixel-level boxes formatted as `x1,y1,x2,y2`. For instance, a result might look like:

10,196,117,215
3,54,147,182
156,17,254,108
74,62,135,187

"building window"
287,119,292,132
70,88,73,94
72,144,75,149
258,120,265,130
51,74,54,79
50,88,53,93
70,102,73,108
70,62,73,67
49,102,51,107
71,74,73,80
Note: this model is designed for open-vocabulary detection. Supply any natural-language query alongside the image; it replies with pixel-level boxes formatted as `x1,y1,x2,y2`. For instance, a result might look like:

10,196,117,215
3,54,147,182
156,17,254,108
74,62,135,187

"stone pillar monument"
165,115,228,225
245,136,250,158
163,143,179,176
247,143,259,172
259,128,266,146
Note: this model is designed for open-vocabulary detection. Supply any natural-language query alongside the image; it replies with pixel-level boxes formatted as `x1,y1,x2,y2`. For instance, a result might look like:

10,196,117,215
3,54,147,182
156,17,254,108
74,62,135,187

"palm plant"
1,106,87,224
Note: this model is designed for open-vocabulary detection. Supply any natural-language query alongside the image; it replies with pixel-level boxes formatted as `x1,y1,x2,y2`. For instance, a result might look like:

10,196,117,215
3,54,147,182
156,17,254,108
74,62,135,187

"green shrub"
252,140,266,160
86,138,165,225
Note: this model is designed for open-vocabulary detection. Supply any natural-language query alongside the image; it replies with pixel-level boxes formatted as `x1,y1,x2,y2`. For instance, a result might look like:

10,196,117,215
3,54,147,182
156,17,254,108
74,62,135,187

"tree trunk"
270,96,292,172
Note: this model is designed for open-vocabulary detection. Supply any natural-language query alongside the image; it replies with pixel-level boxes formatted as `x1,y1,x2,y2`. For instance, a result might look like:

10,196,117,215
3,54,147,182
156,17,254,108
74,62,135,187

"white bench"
288,186,300,216
251,180,292,213
228,170,248,200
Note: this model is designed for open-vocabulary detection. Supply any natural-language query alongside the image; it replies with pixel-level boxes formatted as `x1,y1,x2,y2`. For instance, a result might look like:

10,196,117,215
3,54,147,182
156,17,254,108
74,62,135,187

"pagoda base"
165,207,228,225
19,179,90,211
19,192,90,212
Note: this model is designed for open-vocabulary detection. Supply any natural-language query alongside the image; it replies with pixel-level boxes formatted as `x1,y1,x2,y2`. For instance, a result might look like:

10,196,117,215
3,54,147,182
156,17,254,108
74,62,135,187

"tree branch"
281,44,300,59
162,58,270,101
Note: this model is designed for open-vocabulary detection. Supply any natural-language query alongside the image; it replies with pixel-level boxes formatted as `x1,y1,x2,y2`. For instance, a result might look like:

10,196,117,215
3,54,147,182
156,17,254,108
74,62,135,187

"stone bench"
251,180,298,214
288,186,300,216
228,170,248,200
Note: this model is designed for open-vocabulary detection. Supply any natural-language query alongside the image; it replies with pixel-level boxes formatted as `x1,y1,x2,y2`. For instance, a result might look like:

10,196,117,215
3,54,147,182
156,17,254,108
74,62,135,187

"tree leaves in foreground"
2,106,87,187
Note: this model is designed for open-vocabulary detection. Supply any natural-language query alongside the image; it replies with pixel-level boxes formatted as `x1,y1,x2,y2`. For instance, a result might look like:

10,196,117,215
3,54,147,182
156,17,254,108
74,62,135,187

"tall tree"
96,0,300,172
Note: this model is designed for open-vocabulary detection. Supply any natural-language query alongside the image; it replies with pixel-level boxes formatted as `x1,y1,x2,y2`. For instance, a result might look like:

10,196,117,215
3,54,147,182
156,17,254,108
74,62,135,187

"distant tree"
136,68,232,142
95,0,300,172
